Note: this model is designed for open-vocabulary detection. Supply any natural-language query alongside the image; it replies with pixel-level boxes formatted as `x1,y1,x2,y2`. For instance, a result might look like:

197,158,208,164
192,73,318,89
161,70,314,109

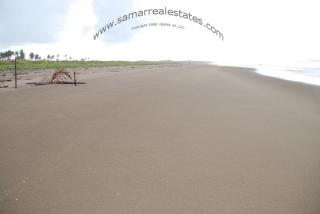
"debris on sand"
51,68,72,83
28,68,85,86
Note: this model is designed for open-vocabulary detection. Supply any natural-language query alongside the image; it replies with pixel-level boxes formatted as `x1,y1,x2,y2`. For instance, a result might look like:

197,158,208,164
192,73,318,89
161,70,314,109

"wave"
211,60,320,87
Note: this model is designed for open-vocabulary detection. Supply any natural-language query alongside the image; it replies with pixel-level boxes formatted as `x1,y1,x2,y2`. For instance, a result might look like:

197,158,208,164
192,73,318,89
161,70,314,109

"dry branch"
27,68,85,86
51,68,72,83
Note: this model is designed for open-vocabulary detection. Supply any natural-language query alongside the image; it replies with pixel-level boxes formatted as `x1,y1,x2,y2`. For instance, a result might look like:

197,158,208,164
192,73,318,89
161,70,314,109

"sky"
1,0,320,65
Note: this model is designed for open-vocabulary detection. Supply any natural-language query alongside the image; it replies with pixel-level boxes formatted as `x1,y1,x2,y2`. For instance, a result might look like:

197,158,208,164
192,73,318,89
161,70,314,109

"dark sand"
1,64,320,214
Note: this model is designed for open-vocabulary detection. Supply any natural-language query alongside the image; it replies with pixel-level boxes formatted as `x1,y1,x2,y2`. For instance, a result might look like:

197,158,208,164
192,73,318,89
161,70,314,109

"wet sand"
1,64,320,214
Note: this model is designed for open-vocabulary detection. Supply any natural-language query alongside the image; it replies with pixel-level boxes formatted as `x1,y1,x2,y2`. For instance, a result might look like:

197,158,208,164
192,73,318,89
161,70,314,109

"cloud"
92,0,140,43
2,0,319,63
0,0,75,48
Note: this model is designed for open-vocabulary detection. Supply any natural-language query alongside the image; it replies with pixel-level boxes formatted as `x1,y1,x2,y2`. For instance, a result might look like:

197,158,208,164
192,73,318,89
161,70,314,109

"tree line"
0,50,25,60
0,49,74,61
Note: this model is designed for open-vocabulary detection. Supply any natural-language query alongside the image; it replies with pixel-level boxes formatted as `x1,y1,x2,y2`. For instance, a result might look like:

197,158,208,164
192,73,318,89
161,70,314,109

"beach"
0,63,320,213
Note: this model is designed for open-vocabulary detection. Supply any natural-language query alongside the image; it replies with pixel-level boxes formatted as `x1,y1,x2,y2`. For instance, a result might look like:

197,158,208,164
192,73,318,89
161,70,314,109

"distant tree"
15,51,19,59
8,51,14,59
29,52,34,60
19,49,25,59
51,55,55,61
69,57,72,61
34,54,39,60
1,50,15,60
64,54,67,61
0,51,5,60
56,54,59,61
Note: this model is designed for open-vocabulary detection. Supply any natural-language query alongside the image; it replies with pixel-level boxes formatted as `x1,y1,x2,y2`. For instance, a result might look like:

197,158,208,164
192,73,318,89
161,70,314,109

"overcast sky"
1,0,319,65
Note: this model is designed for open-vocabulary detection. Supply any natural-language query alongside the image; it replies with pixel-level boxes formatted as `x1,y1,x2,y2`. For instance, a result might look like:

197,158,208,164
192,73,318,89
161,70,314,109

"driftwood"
53,81,86,84
26,68,86,86
26,81,85,86
51,68,72,83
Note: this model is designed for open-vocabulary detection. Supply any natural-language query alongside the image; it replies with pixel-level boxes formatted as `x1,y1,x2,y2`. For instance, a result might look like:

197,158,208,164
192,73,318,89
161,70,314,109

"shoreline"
211,62,320,87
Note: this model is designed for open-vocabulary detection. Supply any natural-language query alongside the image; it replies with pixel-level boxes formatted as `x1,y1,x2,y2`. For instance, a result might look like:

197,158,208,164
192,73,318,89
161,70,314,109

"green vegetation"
0,49,172,71
0,59,170,71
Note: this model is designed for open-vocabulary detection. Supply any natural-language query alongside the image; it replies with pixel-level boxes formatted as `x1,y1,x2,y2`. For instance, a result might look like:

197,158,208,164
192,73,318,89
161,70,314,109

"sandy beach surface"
1,63,320,214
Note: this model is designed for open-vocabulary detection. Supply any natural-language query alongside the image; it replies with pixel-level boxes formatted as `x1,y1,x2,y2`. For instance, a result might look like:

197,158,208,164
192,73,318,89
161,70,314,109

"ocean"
213,60,320,86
